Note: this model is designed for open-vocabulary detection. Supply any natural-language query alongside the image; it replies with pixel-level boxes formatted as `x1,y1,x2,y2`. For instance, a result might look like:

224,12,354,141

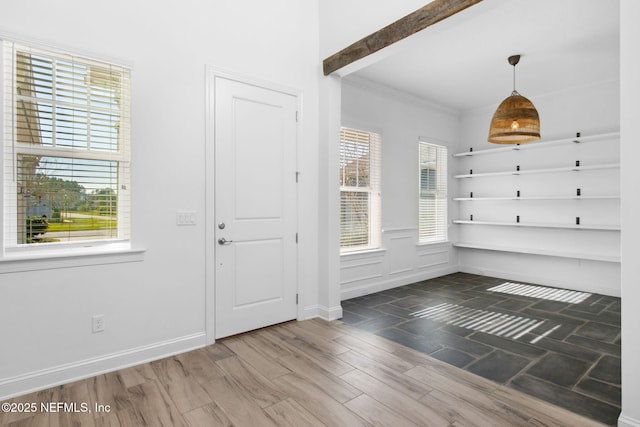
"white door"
213,76,298,339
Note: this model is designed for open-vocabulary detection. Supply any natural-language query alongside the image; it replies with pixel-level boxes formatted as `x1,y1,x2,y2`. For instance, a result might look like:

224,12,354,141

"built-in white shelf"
453,195,620,201
453,219,620,231
454,163,619,179
453,242,620,263
453,130,620,265
452,131,620,158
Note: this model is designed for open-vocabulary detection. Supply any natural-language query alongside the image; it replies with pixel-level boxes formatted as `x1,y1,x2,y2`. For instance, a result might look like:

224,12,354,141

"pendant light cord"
507,55,521,95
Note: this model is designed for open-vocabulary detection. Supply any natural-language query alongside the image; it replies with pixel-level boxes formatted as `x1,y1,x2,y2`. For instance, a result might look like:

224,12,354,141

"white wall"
619,1,640,425
0,0,321,398
456,81,621,296
339,78,460,299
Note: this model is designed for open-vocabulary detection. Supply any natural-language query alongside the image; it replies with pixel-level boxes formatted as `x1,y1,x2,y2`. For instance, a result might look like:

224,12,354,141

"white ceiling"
343,0,620,112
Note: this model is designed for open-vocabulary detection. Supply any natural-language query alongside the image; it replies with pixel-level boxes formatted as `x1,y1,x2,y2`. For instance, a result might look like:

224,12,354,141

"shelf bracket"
573,131,581,143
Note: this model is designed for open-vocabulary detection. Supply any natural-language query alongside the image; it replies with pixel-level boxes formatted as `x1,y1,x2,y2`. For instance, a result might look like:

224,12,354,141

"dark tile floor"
341,272,621,425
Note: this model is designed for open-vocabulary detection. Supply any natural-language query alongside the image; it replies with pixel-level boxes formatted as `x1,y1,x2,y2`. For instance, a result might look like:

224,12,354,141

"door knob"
218,222,225,229
218,237,233,245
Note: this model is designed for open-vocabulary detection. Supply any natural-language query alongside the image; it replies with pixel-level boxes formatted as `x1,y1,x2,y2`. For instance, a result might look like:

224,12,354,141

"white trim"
416,249,450,270
416,240,452,249
383,227,417,233
341,118,383,139
0,43,5,260
294,89,305,325
204,66,216,346
340,247,387,259
0,247,144,273
619,414,640,427
205,65,302,100
299,304,343,321
0,30,133,69
317,304,344,321
454,242,619,263
0,333,206,401
341,265,458,300
341,273,384,286
300,304,321,320
343,75,459,116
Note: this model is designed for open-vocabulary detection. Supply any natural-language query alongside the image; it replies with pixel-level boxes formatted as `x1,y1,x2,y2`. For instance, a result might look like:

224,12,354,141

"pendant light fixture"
488,55,540,144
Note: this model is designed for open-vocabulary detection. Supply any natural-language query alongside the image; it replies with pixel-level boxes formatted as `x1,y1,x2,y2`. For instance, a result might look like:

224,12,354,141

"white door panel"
233,240,284,306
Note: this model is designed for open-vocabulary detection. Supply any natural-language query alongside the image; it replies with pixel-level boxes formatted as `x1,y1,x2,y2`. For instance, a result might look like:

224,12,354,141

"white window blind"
2,41,131,249
419,140,447,243
339,127,381,252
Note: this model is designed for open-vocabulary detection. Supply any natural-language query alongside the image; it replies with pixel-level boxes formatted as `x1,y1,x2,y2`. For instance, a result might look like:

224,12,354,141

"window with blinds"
2,41,131,249
339,127,381,252
418,141,447,244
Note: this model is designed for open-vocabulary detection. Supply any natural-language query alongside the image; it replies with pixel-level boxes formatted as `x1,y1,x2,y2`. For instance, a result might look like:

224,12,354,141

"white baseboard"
0,333,206,401
301,304,343,321
318,304,343,321
340,264,458,300
619,413,640,427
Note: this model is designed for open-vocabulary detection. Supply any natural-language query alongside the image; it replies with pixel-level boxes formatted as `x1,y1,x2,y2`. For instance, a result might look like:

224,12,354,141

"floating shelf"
453,195,620,201
454,163,619,179
453,131,620,158
453,220,620,231
453,243,620,263
452,131,620,265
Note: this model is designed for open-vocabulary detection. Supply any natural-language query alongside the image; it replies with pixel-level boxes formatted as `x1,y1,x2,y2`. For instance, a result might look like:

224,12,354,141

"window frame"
339,126,381,254
0,39,136,265
418,139,448,245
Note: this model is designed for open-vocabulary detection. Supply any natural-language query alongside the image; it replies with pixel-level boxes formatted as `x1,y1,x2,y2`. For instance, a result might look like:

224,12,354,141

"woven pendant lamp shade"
488,54,540,144
488,91,540,143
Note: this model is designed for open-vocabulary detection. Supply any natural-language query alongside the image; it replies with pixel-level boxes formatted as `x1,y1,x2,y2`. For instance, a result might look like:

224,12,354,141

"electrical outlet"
92,314,105,333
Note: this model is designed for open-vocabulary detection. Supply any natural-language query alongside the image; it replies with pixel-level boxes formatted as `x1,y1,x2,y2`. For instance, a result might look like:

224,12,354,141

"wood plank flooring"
0,319,608,426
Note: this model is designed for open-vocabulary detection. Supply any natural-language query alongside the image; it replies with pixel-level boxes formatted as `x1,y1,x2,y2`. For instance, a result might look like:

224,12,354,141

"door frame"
204,66,302,345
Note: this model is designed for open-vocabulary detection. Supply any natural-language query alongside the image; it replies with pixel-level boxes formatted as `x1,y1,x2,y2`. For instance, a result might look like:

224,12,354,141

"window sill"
0,245,146,274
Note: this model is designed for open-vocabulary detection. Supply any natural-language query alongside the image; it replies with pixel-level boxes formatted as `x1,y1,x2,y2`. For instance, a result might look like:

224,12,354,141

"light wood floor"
0,319,607,426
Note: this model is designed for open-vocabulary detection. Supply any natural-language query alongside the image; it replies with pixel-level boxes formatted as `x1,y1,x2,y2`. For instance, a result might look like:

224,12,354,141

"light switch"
176,211,196,226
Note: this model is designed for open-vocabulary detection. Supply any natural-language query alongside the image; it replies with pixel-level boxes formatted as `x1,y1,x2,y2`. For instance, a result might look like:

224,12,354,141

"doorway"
206,70,299,340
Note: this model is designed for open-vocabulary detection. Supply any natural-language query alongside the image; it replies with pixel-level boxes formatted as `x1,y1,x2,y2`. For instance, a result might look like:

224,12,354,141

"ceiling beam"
322,0,483,76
